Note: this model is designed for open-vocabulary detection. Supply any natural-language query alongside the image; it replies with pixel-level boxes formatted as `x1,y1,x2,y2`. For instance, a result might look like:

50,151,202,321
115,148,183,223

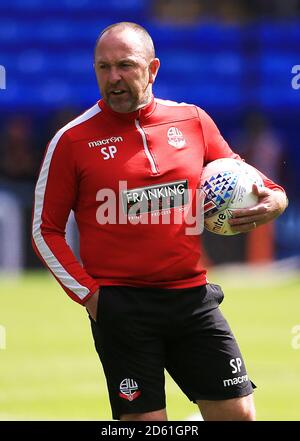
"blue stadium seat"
259,83,300,110
256,22,300,49
0,10,299,114
148,22,243,51
259,53,298,76
4,0,148,12
154,80,241,110
0,19,19,42
13,50,93,78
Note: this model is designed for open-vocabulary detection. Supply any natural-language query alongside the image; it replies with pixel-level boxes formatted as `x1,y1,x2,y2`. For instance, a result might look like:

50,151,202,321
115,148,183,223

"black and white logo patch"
167,127,186,149
119,378,141,401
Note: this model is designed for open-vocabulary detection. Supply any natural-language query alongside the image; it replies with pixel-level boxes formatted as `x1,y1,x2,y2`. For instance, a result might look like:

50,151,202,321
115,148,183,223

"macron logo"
88,136,123,147
223,374,248,387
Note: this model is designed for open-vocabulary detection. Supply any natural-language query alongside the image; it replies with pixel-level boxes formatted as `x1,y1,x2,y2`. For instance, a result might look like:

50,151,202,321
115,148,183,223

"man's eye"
98,65,107,69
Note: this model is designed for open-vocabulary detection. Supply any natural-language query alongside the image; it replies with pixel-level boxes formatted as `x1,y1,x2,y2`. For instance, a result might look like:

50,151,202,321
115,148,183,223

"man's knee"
235,395,256,421
197,394,256,421
120,408,167,421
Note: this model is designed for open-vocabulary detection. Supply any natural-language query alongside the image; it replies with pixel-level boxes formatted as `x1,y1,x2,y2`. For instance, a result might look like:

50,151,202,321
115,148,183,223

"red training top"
32,97,285,304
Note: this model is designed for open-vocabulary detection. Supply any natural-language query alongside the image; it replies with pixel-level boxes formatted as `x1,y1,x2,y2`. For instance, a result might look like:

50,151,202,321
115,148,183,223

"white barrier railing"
0,324,6,349
0,191,24,274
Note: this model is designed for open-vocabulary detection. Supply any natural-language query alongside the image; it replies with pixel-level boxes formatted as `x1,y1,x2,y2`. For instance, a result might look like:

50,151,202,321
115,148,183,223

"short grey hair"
94,21,155,60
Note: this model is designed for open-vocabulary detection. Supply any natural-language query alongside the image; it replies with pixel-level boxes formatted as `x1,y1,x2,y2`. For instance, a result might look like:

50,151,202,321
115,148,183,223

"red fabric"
32,97,285,304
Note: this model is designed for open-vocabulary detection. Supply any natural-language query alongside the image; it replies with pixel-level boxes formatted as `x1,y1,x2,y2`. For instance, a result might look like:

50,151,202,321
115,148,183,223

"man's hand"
84,288,100,322
229,184,288,234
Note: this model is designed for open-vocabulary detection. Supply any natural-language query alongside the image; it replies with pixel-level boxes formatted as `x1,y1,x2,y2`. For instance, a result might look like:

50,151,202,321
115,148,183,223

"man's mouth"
110,90,127,96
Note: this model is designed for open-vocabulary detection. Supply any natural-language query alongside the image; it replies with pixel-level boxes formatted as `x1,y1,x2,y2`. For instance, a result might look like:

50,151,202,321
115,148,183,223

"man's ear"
148,58,160,84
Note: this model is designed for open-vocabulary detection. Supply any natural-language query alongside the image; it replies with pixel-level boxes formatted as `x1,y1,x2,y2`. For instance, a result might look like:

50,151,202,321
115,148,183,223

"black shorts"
89,283,256,420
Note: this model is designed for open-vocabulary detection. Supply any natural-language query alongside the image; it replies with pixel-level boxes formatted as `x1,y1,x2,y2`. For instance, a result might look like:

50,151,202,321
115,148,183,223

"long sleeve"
198,108,286,193
32,130,99,305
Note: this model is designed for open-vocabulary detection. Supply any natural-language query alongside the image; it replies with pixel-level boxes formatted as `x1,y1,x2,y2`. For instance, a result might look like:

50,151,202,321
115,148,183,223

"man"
32,22,288,421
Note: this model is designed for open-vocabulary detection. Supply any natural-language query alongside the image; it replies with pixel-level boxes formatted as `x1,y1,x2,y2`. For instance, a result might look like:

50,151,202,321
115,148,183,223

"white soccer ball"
200,158,263,235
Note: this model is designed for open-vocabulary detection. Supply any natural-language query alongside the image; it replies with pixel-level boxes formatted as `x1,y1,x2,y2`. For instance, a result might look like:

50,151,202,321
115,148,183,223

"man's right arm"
32,131,99,305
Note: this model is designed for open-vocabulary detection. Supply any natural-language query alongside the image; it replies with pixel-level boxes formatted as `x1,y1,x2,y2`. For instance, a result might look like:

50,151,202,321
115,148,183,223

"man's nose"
108,67,122,83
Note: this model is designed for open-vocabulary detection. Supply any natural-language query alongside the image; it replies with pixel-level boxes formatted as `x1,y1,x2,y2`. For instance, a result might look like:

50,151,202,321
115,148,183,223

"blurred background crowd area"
0,0,299,272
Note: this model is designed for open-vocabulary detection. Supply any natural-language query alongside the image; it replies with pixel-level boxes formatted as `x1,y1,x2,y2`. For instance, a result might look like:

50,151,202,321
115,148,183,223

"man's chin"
107,97,138,114
110,105,132,113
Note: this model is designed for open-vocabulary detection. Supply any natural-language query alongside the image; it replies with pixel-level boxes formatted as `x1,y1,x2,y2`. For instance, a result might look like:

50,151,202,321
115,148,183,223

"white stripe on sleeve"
32,104,101,300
